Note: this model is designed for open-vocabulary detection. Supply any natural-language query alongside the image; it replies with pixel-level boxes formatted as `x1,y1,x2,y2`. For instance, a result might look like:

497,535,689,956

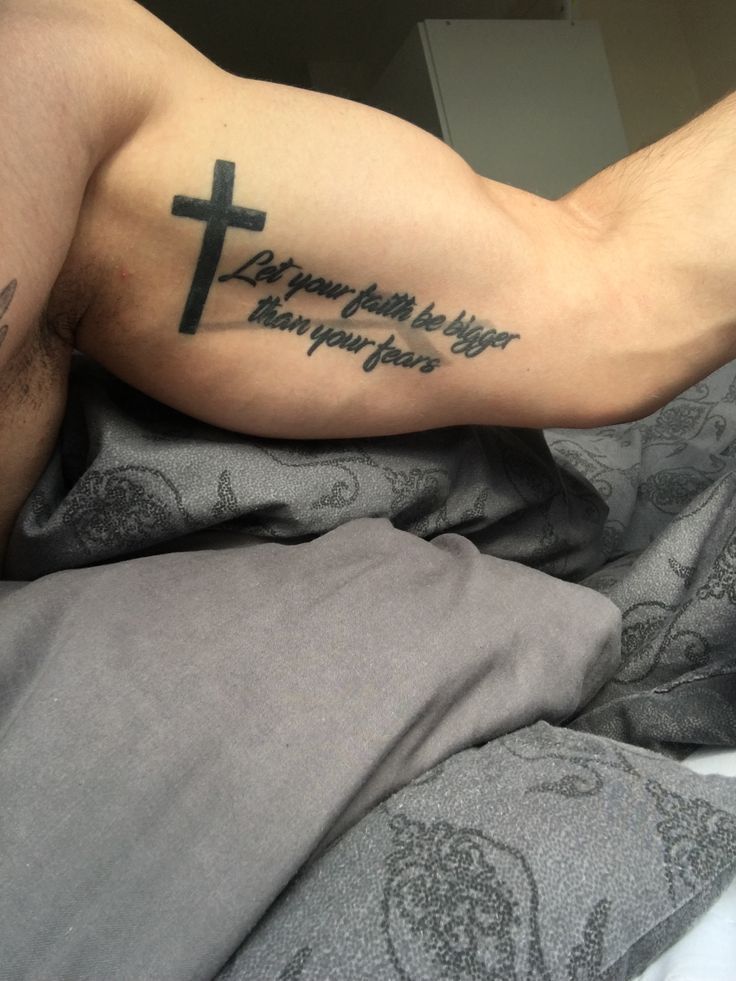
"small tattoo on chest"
0,278,18,348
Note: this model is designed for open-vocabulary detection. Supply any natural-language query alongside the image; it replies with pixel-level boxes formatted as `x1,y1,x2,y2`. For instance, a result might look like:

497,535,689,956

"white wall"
417,19,628,197
325,0,736,159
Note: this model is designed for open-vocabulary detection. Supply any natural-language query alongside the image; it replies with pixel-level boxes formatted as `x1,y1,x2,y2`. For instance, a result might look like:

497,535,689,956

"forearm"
560,90,736,418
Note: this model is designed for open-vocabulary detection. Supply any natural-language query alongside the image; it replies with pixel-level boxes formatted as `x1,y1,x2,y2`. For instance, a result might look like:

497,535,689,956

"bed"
0,350,734,980
634,746,736,981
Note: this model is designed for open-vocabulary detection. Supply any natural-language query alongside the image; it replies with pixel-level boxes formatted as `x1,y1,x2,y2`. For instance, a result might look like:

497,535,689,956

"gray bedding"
1,352,735,979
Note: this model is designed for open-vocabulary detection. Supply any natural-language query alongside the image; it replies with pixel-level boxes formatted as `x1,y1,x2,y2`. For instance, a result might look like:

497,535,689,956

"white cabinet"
369,19,628,199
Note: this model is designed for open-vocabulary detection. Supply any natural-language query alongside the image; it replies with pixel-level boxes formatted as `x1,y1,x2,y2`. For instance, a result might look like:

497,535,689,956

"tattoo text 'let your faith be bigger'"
219,249,521,370
171,159,520,373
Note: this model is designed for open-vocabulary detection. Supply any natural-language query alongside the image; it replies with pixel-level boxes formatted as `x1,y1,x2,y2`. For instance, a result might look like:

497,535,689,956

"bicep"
73,70,613,437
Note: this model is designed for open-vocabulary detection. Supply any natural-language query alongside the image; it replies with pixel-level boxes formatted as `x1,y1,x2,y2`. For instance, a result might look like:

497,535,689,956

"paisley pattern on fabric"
228,724,736,981
381,815,548,981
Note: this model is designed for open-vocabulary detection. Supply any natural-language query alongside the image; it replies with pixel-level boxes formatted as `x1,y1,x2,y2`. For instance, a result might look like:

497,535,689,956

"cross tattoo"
171,159,267,334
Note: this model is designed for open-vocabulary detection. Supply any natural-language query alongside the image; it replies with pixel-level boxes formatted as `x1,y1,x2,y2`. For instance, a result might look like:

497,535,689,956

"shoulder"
1,0,212,350
48,2,230,345
1,0,175,165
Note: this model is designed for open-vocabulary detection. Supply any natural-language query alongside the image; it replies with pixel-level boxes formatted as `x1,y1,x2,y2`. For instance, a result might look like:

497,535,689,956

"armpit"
43,264,95,351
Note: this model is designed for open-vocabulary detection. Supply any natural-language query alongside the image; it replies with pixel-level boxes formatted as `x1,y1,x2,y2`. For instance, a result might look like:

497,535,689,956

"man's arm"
65,4,736,443
7,0,736,559
559,88,736,419
56,0,622,441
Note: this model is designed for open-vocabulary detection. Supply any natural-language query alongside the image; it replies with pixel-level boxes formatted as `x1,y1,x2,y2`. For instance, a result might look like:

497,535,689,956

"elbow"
572,371,681,431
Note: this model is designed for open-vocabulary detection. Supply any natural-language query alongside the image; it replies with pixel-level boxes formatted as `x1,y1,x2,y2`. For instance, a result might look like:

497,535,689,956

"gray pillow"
220,721,736,981
0,517,620,980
